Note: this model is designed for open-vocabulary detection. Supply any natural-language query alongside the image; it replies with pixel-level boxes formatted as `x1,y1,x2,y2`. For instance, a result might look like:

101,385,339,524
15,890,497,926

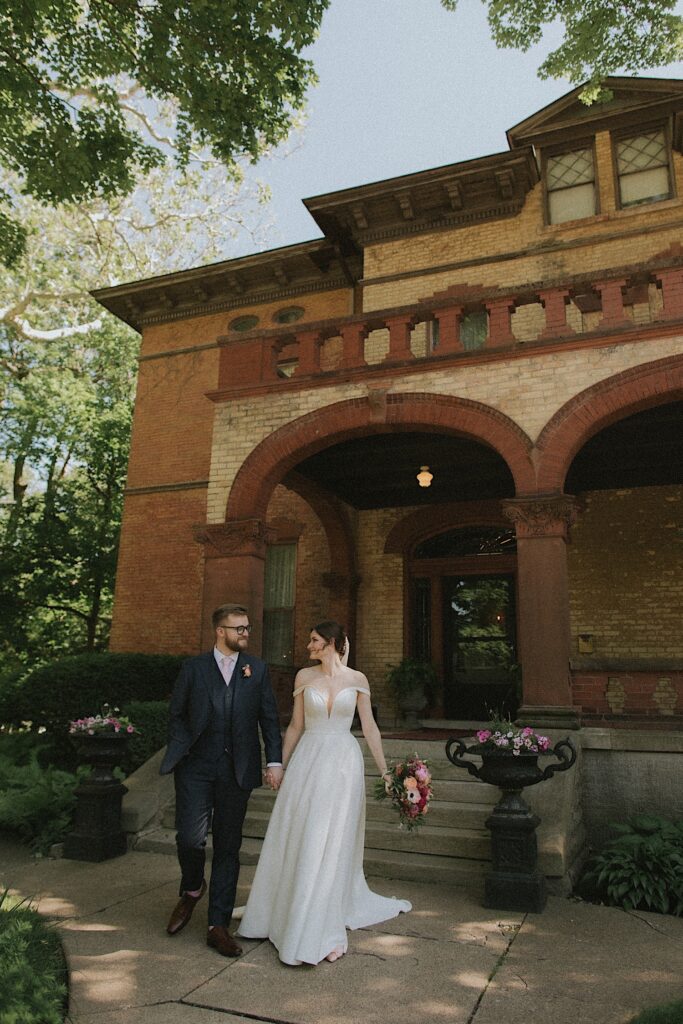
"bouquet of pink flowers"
374,754,433,831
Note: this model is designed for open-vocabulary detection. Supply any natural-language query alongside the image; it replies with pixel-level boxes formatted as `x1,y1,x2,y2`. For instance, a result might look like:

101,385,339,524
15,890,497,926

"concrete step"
240,809,490,859
244,792,493,830
132,827,489,887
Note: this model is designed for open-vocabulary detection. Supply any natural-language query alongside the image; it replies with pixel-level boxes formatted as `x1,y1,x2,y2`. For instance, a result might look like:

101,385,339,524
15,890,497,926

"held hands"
264,766,284,790
382,771,393,795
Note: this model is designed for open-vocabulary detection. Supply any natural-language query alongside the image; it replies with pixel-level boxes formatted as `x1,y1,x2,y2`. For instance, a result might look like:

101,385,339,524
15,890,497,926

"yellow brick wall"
568,485,683,660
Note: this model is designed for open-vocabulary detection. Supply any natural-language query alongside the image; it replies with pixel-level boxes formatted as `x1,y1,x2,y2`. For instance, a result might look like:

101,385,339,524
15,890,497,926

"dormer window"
616,129,672,208
545,146,597,224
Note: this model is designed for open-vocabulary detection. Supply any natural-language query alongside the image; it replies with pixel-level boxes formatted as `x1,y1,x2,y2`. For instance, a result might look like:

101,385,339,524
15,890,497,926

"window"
616,129,672,208
229,314,259,332
460,311,488,351
262,543,297,666
546,147,596,224
273,306,305,324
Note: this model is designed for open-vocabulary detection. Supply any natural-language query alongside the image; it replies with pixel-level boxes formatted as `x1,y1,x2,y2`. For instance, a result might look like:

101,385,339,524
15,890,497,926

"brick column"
432,305,463,353
654,267,683,320
502,495,581,730
194,519,275,653
485,298,516,346
594,278,629,328
538,289,574,340
293,329,323,377
339,322,368,369
384,314,415,362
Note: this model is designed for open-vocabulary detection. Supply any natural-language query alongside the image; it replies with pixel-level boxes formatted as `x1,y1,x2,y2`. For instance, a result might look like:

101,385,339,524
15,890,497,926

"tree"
0,0,327,264
0,145,275,668
442,0,683,102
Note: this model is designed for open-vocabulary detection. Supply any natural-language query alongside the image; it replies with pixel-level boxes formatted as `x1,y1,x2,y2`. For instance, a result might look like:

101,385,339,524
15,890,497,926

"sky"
240,0,683,257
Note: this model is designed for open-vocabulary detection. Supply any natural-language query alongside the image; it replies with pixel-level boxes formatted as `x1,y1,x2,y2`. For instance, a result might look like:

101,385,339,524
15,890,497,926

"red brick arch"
226,393,536,521
535,355,683,493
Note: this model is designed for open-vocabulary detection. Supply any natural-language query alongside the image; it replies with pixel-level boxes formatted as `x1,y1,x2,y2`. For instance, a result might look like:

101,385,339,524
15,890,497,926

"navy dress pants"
174,753,251,928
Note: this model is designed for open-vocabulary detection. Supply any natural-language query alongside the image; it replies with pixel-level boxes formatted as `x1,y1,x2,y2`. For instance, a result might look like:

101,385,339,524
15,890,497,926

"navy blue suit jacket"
159,650,282,789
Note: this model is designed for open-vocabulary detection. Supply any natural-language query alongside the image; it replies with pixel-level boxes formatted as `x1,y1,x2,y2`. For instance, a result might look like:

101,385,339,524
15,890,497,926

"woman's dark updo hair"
313,620,347,656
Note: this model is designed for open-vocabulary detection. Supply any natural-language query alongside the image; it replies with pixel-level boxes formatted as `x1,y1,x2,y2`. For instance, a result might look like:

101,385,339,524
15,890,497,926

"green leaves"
0,0,329,261
582,815,683,917
443,1,683,102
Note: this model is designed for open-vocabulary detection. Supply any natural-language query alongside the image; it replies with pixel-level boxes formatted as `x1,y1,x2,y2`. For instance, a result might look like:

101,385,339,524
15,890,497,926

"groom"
160,603,283,956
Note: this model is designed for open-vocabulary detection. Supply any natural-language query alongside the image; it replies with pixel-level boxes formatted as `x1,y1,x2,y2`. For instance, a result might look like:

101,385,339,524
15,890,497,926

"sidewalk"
2,837,682,1024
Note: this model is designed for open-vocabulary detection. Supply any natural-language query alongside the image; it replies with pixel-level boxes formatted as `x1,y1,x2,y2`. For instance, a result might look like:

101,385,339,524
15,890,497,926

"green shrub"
0,753,88,854
0,890,67,1024
122,700,169,772
581,815,683,916
1,652,184,737
629,1001,683,1024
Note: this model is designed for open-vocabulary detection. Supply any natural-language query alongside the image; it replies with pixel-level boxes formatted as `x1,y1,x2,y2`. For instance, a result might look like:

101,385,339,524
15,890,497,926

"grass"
629,1002,683,1024
0,889,68,1024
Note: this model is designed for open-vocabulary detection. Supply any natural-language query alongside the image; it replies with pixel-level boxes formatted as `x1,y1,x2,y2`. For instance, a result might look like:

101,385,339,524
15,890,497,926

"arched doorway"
408,525,519,720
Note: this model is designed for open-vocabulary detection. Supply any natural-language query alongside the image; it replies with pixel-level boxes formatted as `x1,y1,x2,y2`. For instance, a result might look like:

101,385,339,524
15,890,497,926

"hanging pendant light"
416,465,433,488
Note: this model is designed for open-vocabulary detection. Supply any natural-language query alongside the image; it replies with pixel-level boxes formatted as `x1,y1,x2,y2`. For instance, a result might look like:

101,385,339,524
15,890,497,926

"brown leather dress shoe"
207,926,243,957
166,879,207,935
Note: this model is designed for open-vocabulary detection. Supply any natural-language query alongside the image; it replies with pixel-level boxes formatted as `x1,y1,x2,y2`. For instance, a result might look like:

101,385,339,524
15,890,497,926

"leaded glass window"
414,528,516,559
546,147,596,224
617,130,671,207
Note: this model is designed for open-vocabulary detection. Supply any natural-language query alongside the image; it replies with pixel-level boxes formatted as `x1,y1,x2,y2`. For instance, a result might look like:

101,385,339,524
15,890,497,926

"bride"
238,620,411,965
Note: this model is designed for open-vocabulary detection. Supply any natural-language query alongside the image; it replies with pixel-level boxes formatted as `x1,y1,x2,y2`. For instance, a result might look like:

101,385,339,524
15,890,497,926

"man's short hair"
212,604,249,630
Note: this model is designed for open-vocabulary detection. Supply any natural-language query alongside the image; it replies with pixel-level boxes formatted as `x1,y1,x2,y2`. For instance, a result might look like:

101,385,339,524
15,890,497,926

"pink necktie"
220,657,235,686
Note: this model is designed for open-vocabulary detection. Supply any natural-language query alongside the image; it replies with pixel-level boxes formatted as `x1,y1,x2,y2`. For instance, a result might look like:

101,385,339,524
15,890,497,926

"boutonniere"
241,664,252,678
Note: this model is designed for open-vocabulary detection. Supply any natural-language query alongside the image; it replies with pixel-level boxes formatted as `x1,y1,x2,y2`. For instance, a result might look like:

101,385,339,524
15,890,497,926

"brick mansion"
95,77,682,739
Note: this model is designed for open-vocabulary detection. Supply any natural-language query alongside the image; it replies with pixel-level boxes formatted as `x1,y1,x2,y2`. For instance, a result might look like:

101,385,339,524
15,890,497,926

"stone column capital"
501,495,579,539
193,519,276,559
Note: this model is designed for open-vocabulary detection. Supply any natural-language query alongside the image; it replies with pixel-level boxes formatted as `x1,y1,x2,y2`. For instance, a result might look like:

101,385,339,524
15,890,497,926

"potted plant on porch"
385,658,438,727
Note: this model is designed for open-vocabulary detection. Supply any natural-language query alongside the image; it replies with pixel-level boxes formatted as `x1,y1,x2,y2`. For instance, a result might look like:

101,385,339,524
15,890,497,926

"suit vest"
191,664,235,763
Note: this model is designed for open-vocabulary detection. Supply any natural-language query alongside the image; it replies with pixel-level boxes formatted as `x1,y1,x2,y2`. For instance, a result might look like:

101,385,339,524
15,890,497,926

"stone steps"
152,735,498,885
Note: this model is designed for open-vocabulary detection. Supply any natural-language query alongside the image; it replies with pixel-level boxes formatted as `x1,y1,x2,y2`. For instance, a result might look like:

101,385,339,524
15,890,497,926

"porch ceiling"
566,402,683,493
292,432,516,510
290,404,682,511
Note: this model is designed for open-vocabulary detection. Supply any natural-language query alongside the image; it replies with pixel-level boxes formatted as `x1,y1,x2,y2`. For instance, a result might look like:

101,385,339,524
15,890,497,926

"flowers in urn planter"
374,754,433,831
473,717,550,756
241,664,252,678
69,704,138,736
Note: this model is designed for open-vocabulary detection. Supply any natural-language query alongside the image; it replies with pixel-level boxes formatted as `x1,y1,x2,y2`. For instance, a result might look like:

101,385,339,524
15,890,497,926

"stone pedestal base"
484,869,547,913
64,780,128,862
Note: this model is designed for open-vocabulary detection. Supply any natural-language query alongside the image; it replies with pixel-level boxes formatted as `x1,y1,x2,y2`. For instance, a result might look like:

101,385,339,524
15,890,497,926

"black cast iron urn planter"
445,736,577,913
63,733,129,862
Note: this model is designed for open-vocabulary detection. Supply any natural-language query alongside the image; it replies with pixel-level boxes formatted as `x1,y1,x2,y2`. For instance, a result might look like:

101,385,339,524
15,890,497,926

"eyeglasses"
219,624,252,635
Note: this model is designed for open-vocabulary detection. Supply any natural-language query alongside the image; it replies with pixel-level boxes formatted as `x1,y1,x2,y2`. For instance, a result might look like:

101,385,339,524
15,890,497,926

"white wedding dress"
239,683,411,965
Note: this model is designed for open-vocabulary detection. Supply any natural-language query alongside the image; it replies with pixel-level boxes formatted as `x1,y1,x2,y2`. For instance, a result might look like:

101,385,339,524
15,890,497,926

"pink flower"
476,729,492,743
242,664,252,678
127,724,135,733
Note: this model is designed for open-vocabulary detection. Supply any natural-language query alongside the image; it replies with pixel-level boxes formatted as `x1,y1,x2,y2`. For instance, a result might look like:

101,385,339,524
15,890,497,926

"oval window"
273,306,305,325
229,314,259,332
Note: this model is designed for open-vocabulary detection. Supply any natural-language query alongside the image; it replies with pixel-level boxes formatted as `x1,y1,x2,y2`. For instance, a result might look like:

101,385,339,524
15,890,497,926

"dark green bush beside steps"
578,815,683,917
0,653,177,853
0,890,68,1024
0,651,185,733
